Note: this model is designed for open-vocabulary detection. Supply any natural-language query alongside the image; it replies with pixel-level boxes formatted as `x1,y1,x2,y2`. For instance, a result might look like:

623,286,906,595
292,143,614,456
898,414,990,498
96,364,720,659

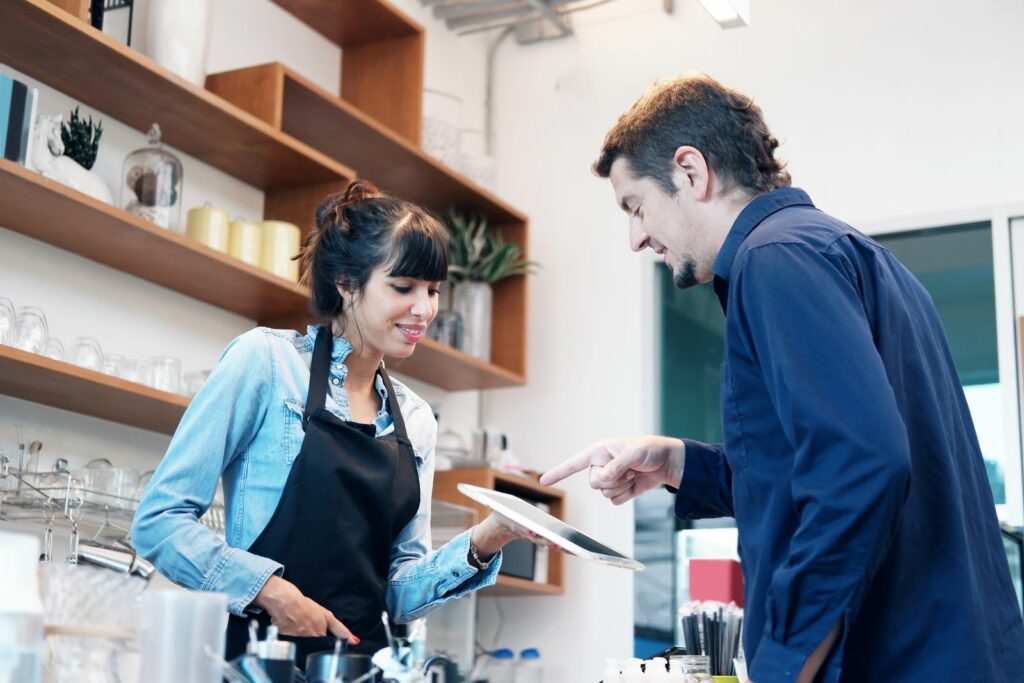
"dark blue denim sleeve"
734,243,913,682
673,438,734,519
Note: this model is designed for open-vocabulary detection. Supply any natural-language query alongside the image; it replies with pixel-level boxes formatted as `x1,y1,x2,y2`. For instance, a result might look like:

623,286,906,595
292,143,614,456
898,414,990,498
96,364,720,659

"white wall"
6,0,1024,680
477,0,1024,678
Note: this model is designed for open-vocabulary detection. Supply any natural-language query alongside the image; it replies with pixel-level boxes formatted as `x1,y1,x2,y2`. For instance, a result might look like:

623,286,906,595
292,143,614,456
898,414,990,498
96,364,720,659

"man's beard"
672,258,700,289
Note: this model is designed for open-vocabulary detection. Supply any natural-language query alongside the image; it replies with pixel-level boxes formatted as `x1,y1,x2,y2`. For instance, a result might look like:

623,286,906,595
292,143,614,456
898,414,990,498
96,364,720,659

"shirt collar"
304,325,389,404
305,325,354,365
712,187,815,281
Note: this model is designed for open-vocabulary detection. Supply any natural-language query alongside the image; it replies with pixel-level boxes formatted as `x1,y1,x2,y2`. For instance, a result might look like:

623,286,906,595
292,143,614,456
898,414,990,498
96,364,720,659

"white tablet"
457,483,644,571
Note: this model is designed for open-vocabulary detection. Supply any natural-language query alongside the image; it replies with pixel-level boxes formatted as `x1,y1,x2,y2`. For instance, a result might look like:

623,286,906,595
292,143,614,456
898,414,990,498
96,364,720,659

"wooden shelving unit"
207,62,530,385
0,0,530,422
0,0,353,191
0,345,189,434
433,468,565,596
0,160,311,328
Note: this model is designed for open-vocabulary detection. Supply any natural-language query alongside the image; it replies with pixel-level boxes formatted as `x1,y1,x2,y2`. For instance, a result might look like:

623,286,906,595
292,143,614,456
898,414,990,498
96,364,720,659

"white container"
136,590,227,683
0,531,44,683
515,648,542,683
472,649,516,683
145,0,212,86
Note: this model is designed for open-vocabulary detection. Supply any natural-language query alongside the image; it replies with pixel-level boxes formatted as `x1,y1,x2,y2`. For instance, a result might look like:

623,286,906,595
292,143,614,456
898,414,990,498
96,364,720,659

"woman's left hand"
470,511,549,561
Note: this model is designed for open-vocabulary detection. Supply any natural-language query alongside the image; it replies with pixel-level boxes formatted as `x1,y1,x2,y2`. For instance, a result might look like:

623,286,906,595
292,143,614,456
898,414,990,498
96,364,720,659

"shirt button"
331,378,340,385
334,363,343,370
453,570,460,578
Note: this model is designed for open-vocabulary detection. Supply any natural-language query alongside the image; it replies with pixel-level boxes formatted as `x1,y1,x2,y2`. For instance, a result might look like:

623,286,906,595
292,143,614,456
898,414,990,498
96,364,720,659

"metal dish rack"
0,447,226,565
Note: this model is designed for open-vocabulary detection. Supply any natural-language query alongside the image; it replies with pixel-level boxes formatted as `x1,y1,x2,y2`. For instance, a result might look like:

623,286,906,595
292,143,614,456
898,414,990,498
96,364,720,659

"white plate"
457,483,644,571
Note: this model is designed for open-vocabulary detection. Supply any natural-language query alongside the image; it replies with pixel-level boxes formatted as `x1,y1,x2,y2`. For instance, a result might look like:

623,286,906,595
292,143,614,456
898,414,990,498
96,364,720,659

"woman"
132,181,535,661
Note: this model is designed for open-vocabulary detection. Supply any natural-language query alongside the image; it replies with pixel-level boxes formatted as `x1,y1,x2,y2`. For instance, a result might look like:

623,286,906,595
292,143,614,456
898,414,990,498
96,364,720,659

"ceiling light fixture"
697,0,749,28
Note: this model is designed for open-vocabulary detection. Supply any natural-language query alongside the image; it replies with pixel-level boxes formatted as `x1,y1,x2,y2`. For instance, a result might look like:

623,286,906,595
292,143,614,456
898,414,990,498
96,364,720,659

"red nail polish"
352,636,360,645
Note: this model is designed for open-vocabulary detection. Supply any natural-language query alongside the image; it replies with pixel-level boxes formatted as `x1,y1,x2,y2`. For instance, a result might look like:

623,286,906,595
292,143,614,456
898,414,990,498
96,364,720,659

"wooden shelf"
271,0,422,45
207,64,526,225
391,338,524,390
0,0,354,190
0,345,189,434
434,468,564,596
0,160,312,329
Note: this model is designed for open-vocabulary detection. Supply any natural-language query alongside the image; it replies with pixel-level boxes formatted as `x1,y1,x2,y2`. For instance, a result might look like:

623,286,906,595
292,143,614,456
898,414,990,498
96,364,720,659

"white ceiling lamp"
697,0,750,28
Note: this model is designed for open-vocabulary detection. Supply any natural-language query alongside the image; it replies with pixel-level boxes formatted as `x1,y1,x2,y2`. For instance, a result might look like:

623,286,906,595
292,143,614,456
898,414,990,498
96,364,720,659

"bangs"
386,216,449,282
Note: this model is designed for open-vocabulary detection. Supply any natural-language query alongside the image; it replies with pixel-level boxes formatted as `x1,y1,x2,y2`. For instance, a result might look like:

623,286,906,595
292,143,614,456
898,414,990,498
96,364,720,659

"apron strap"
305,326,413,447
303,325,334,425
378,366,411,445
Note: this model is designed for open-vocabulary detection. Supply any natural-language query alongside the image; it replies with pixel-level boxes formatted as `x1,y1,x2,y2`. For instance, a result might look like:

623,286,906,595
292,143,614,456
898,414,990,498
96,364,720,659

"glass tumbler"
42,337,65,362
121,359,155,386
13,306,48,354
183,370,210,397
0,296,15,344
150,356,181,393
100,354,126,378
69,337,104,372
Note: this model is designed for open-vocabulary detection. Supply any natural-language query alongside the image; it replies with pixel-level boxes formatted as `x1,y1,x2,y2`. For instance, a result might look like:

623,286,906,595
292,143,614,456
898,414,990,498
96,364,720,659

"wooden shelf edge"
279,66,526,224
0,345,189,434
271,0,423,46
1,1,355,189
390,338,525,390
0,160,312,323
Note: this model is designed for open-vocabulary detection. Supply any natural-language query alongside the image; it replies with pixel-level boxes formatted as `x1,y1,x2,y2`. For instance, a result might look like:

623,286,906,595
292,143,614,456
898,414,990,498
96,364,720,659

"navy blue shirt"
675,188,1024,682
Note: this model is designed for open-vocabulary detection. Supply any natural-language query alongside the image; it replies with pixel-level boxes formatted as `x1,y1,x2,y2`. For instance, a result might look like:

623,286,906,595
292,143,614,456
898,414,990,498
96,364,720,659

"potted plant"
29,107,113,204
447,209,539,362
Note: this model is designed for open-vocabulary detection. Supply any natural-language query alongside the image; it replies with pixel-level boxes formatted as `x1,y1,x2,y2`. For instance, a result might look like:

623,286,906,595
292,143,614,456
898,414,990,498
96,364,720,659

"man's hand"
539,436,686,505
253,575,358,643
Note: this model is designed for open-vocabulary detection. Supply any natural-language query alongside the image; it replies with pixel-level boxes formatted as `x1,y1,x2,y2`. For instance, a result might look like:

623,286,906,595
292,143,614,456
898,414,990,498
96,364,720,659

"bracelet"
468,541,492,570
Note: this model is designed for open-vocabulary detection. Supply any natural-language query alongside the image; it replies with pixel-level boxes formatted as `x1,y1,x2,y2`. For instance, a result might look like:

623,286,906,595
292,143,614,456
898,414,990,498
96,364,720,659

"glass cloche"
120,123,183,232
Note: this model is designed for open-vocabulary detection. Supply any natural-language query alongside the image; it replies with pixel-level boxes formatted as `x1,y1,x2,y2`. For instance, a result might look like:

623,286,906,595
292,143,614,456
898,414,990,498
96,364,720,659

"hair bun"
343,179,382,203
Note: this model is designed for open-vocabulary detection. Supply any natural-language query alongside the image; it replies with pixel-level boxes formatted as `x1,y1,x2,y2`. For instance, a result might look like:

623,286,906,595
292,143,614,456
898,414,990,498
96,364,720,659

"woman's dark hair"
295,180,448,321
593,74,790,196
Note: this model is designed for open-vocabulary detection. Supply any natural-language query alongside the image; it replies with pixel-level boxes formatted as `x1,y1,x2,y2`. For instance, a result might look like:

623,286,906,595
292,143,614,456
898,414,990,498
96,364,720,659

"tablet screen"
466,487,630,560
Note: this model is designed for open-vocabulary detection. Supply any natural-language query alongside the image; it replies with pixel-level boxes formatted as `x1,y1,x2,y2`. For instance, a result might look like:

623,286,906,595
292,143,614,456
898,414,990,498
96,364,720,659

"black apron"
225,325,421,664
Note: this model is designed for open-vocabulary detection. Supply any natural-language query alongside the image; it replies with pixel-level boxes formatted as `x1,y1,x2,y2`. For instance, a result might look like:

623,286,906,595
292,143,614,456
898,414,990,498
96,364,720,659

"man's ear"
671,145,711,201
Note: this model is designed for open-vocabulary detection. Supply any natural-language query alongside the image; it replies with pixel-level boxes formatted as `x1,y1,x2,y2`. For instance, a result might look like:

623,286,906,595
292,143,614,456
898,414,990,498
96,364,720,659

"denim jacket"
132,326,500,618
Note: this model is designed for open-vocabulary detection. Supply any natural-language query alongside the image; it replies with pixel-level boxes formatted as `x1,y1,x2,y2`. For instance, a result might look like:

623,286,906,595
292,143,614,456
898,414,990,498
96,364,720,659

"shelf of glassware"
0,344,189,434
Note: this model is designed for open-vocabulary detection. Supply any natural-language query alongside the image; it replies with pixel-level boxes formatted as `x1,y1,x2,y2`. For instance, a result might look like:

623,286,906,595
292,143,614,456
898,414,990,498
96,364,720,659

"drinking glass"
0,297,15,344
122,359,155,386
150,356,181,393
42,337,65,362
183,370,210,397
100,353,126,378
69,337,104,371
13,306,48,354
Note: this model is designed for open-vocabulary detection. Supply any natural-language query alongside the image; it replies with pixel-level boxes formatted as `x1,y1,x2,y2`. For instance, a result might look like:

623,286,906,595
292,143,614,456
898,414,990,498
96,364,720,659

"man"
541,75,1024,682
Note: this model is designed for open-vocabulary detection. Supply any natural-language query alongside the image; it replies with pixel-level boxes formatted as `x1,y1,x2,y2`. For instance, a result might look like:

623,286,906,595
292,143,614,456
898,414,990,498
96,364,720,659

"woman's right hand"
253,575,358,644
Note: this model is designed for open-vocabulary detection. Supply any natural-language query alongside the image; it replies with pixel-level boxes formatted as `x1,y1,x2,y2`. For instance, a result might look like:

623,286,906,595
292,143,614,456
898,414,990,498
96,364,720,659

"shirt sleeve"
131,329,284,616
385,402,500,622
673,439,734,519
734,243,912,683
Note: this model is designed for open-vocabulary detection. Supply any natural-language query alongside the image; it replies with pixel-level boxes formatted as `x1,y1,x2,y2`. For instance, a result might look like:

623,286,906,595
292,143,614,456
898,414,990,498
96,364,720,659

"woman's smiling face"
340,266,440,359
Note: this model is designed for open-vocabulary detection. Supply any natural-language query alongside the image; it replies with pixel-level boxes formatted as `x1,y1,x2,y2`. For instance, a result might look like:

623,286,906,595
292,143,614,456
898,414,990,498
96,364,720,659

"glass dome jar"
120,123,183,232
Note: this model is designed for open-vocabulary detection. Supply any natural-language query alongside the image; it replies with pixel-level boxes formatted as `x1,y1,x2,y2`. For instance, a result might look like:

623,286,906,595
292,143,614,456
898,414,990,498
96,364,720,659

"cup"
122,359,155,387
0,296,16,344
100,353,126,378
186,204,230,253
69,337,104,372
260,220,301,282
228,218,262,267
150,356,182,394
137,590,227,683
13,305,48,354
183,370,211,397
42,337,65,362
